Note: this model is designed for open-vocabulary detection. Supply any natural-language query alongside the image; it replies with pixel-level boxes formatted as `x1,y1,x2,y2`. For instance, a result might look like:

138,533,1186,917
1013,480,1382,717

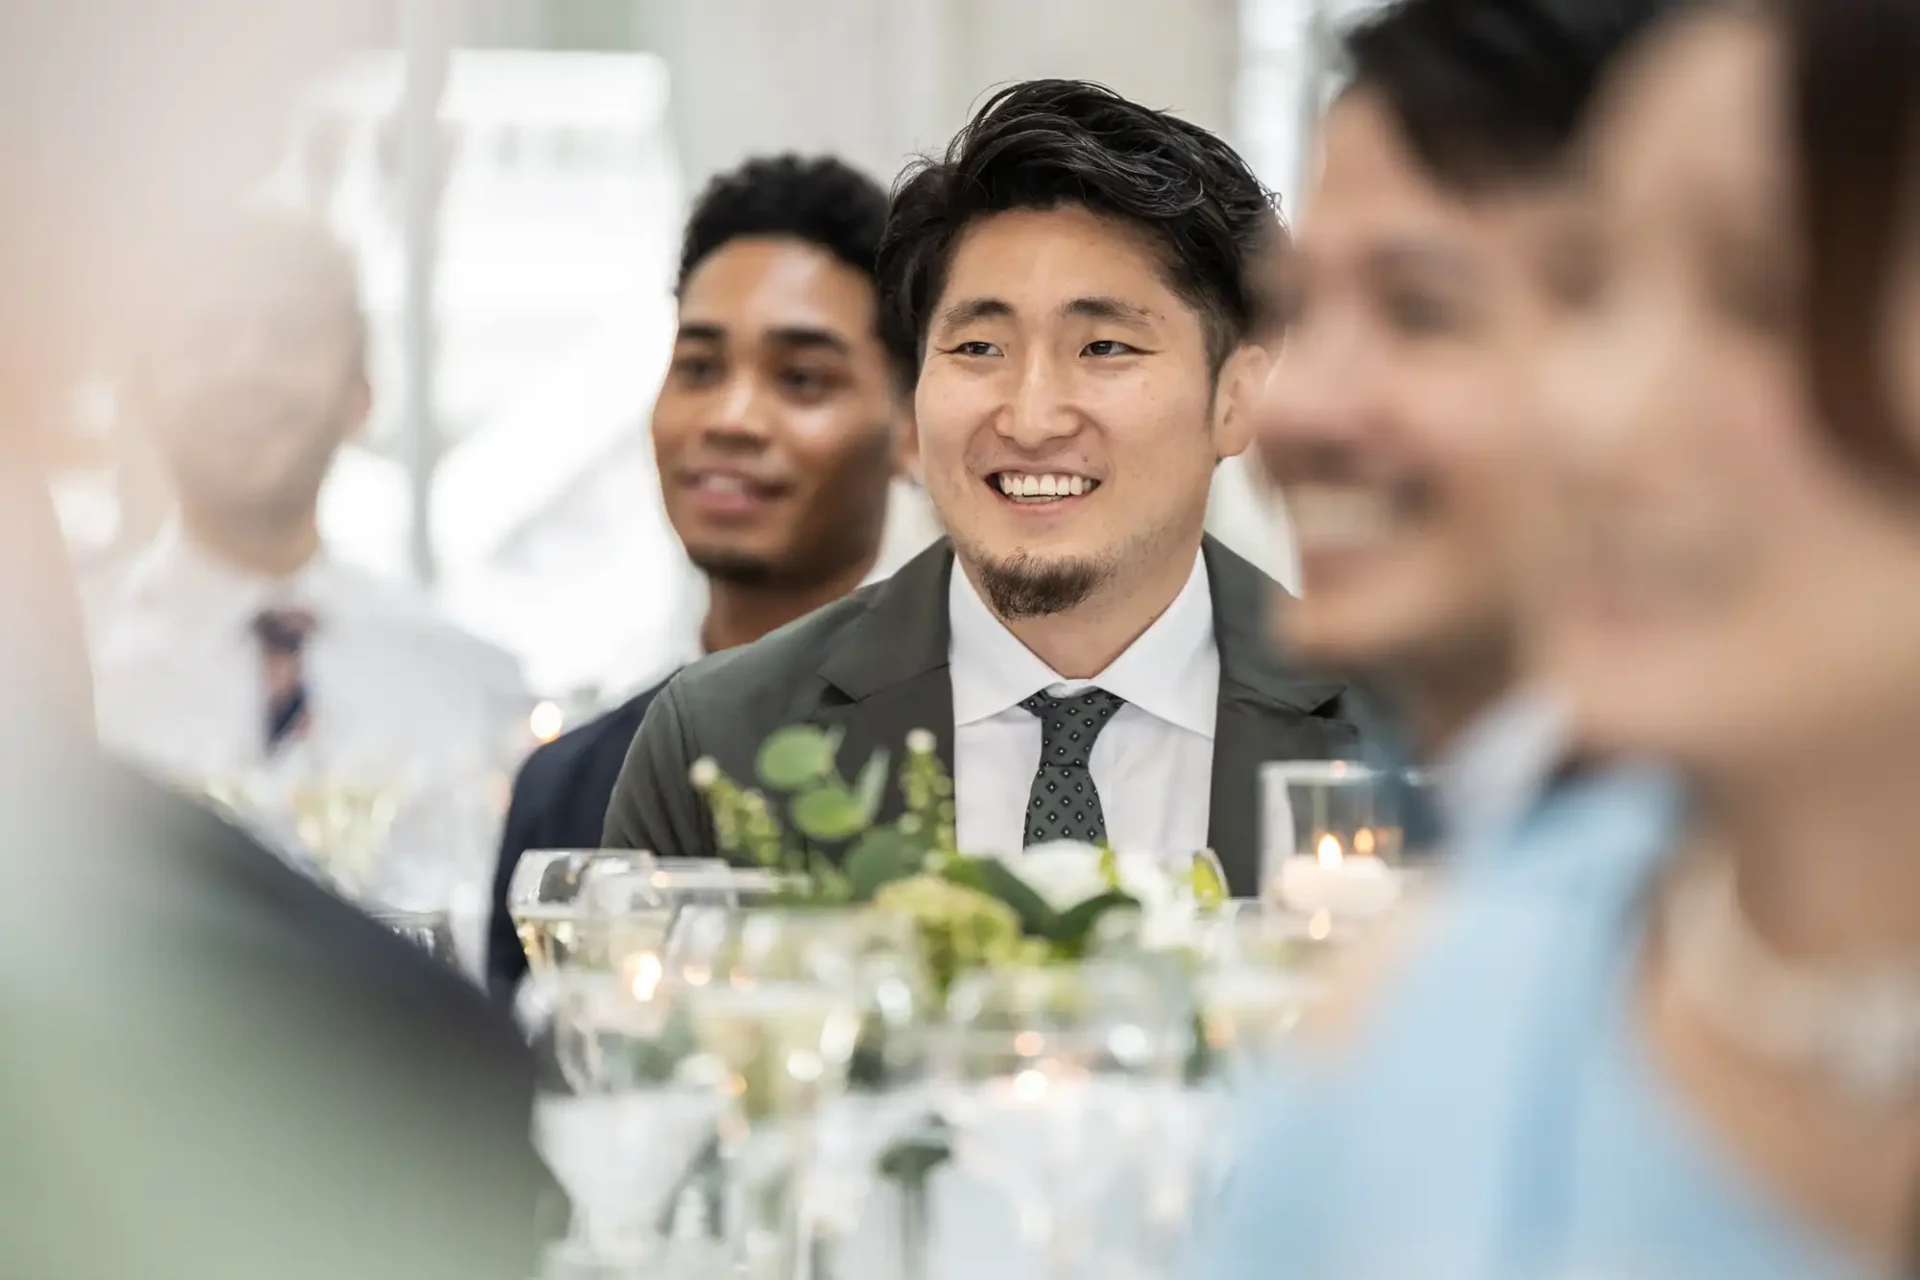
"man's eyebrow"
1062,295,1160,324
675,323,725,344
932,297,1013,333
763,326,853,356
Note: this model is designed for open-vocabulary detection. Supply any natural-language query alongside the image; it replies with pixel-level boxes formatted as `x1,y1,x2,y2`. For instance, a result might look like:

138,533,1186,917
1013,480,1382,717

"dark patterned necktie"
1020,688,1126,846
252,607,316,755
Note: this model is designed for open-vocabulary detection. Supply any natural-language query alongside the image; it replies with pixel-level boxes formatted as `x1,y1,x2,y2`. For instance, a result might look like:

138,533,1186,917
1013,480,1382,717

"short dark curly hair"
677,154,908,386
1343,0,1674,194
877,79,1280,381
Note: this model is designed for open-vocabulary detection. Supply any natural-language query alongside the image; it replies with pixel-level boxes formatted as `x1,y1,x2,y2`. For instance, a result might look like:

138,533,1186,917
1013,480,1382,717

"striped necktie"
251,607,316,755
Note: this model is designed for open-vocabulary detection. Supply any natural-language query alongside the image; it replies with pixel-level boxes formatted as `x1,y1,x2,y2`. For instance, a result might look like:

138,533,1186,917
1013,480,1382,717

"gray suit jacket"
603,537,1366,896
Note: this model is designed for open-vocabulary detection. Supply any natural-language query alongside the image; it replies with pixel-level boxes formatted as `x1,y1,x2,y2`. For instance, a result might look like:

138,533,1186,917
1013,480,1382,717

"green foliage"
756,724,841,790
791,784,868,842
1051,891,1141,956
843,826,924,900
1190,852,1229,908
697,725,1146,988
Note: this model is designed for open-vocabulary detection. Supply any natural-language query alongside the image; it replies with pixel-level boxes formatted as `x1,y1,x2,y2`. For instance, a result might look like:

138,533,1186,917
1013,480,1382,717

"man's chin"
687,545,778,587
966,547,1112,621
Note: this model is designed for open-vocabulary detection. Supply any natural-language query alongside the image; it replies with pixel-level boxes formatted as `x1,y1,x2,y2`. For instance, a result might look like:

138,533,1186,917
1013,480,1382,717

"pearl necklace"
1663,857,1920,1107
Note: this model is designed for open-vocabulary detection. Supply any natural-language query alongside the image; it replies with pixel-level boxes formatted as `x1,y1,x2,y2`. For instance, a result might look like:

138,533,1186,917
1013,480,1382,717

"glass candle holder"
1259,761,1403,918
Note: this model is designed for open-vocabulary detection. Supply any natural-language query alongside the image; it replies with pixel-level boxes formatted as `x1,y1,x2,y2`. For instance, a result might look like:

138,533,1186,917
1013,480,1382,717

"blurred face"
139,253,368,532
656,236,905,587
1536,10,1920,771
1261,89,1572,691
916,205,1252,619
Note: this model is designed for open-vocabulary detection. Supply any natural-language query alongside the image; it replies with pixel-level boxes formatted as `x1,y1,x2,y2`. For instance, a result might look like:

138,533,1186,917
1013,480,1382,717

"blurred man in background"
89,206,532,916
489,154,912,995
605,80,1367,897
0,5,549,1277
1255,0,1669,850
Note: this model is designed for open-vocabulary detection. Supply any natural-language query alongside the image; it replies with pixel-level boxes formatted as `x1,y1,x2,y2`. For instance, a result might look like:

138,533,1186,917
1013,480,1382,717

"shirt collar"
122,522,338,635
947,551,1218,738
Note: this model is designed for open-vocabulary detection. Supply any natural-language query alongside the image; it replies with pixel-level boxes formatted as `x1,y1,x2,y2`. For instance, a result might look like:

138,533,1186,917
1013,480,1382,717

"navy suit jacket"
486,676,671,998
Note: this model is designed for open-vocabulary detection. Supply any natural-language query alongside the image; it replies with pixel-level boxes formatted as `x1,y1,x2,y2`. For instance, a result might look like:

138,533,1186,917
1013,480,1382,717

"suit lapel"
1202,538,1357,896
814,542,958,819
800,535,1359,890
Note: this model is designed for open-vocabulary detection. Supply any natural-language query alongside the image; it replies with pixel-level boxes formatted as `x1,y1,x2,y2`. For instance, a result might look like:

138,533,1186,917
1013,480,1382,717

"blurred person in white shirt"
88,206,531,924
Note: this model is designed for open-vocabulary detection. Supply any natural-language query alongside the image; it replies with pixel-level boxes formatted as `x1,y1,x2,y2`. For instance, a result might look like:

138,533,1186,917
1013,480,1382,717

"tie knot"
1020,688,1125,770
252,607,316,655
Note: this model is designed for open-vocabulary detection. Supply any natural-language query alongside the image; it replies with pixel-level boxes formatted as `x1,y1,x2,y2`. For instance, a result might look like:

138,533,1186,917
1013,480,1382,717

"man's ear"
1211,343,1271,462
891,393,921,484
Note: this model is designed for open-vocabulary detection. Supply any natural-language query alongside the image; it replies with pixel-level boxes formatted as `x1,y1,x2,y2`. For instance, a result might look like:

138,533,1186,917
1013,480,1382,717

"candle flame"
625,951,664,1002
1354,827,1376,857
1316,833,1344,868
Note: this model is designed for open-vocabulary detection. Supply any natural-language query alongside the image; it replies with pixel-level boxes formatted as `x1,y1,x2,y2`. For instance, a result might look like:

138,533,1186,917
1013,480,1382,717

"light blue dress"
1206,767,1868,1280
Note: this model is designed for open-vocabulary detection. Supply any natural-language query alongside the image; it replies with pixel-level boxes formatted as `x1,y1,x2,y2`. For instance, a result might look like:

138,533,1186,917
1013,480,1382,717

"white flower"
688,757,721,790
999,842,1111,912
905,728,937,755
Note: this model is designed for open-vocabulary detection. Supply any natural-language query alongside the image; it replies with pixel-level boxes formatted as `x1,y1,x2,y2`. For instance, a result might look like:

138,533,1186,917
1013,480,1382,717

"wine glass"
801,911,936,1280
506,849,659,978
674,908,888,1280
528,969,729,1275
939,961,1194,1280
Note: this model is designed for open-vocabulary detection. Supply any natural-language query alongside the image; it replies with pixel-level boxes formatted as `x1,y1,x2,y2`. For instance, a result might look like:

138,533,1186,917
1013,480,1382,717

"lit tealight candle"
1276,833,1400,917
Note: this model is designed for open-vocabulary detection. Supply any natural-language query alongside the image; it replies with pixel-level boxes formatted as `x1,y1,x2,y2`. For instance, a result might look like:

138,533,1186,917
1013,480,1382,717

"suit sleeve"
602,679,710,859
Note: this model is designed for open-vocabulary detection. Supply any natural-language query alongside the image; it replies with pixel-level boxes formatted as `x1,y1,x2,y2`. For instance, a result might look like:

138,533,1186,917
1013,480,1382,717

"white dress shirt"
87,526,533,921
948,552,1218,857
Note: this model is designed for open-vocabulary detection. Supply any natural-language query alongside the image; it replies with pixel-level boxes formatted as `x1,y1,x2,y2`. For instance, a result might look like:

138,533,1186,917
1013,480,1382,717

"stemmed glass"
939,961,1194,1280
528,969,728,1275
1194,902,1350,1080
672,907,899,1280
800,912,935,1280
506,849,660,978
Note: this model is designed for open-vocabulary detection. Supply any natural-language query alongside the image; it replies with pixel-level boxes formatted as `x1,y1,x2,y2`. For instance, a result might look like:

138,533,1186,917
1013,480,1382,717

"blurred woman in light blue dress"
1212,0,1920,1276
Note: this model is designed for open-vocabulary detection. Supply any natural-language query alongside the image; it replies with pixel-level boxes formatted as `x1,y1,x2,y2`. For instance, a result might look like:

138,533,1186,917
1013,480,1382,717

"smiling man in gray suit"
605,79,1368,895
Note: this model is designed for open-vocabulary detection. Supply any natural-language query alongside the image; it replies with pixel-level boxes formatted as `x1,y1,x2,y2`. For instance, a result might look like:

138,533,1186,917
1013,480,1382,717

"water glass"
528,970,727,1274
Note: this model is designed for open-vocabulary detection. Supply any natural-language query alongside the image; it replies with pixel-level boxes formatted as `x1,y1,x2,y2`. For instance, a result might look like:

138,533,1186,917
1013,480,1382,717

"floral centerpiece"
691,723,1226,995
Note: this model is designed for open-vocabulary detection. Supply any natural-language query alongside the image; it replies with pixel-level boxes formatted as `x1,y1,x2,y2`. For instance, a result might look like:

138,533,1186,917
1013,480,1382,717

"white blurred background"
55,0,1383,712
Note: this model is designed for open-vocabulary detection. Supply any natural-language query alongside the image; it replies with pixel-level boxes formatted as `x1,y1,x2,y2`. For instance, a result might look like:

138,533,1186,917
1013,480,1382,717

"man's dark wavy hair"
1342,0,1675,193
876,78,1279,382
678,153,910,387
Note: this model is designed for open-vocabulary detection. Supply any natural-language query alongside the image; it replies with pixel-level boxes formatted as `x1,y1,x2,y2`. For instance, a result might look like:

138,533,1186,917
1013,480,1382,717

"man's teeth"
996,473,1095,500
695,474,752,495
1288,486,1401,551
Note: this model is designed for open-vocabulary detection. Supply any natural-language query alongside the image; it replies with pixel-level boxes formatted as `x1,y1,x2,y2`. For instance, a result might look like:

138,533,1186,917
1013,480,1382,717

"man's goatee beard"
974,550,1111,620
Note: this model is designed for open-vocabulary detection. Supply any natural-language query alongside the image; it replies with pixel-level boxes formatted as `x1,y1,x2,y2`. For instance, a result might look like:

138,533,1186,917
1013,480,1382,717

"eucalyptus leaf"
853,748,891,820
1051,890,1140,953
960,856,1060,940
790,784,869,842
757,725,838,791
844,826,923,900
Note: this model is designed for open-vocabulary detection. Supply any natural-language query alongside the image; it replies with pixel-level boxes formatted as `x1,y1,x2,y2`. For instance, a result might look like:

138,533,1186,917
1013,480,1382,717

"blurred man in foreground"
1255,0,1670,849
489,155,912,995
90,206,531,915
0,5,550,1277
